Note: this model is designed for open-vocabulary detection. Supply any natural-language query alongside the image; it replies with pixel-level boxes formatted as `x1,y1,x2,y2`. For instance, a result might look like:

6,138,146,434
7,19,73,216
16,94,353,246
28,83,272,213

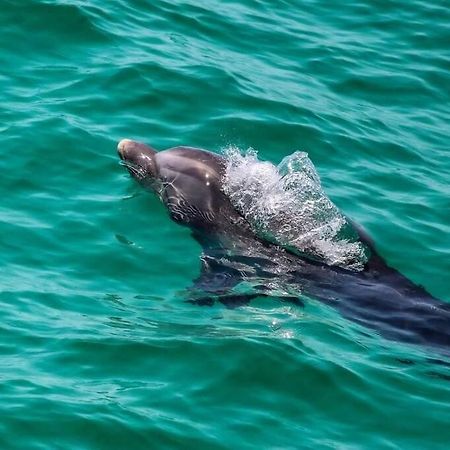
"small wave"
222,147,368,271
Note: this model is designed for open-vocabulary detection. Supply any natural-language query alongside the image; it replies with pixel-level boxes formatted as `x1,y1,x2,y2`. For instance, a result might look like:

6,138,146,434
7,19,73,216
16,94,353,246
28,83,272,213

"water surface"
1,0,449,448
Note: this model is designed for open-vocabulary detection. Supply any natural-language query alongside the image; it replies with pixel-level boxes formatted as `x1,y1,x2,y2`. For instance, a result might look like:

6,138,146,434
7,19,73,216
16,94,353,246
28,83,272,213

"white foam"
222,146,368,271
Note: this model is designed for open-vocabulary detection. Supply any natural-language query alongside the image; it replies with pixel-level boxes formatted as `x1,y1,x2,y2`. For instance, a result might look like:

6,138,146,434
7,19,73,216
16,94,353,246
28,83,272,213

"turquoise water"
2,0,450,448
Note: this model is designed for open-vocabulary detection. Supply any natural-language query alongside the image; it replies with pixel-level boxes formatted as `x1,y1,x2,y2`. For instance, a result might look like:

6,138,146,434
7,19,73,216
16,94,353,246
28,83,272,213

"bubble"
222,146,368,271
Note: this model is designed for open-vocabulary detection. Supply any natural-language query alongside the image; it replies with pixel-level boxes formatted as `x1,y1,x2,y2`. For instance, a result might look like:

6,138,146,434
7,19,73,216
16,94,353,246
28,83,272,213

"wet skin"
118,139,450,355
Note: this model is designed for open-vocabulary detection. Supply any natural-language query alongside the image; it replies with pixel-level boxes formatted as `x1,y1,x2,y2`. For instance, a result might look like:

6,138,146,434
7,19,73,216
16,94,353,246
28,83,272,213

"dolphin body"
117,139,450,355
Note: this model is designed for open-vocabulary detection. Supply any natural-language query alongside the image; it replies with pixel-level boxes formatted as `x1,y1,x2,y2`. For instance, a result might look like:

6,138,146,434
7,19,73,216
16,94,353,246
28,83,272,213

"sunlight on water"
223,146,368,270
1,0,449,447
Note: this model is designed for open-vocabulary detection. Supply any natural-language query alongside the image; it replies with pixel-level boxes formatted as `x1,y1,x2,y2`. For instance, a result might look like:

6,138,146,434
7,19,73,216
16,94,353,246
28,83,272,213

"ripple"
1,0,450,448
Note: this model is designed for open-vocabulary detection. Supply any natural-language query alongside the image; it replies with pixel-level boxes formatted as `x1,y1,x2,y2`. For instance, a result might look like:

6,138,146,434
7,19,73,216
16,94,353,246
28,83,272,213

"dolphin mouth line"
119,159,163,196
119,159,146,179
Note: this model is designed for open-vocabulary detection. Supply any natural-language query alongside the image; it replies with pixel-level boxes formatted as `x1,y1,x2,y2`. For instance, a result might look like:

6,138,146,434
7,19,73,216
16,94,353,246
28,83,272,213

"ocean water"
1,0,450,448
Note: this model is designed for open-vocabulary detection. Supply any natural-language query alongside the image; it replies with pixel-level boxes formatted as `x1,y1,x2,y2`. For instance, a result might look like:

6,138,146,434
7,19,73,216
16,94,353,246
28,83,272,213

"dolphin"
117,139,450,354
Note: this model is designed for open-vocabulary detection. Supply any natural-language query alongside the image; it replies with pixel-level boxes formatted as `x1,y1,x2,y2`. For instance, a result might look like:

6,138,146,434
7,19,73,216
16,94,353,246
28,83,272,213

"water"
1,0,450,448
223,148,368,270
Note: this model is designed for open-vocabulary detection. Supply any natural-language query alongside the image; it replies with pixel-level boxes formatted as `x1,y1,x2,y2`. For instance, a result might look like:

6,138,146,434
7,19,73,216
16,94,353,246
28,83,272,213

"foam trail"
222,147,368,271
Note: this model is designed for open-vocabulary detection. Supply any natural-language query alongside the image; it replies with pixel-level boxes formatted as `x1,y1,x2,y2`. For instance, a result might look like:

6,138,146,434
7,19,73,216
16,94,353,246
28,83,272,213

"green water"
2,0,450,448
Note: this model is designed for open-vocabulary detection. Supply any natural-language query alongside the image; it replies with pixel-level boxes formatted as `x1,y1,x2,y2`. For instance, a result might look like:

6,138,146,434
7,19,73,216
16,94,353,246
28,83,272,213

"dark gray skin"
118,139,450,356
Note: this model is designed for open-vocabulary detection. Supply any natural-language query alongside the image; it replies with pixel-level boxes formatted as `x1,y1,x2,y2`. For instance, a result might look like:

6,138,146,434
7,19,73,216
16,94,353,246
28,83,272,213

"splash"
222,147,368,271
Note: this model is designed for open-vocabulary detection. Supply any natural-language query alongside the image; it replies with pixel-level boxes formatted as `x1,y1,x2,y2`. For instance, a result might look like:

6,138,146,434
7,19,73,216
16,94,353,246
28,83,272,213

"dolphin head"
118,139,158,190
118,139,239,232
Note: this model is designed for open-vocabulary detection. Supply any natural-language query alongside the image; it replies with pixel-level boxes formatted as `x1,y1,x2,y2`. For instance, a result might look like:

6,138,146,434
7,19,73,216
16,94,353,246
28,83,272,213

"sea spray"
222,146,368,271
